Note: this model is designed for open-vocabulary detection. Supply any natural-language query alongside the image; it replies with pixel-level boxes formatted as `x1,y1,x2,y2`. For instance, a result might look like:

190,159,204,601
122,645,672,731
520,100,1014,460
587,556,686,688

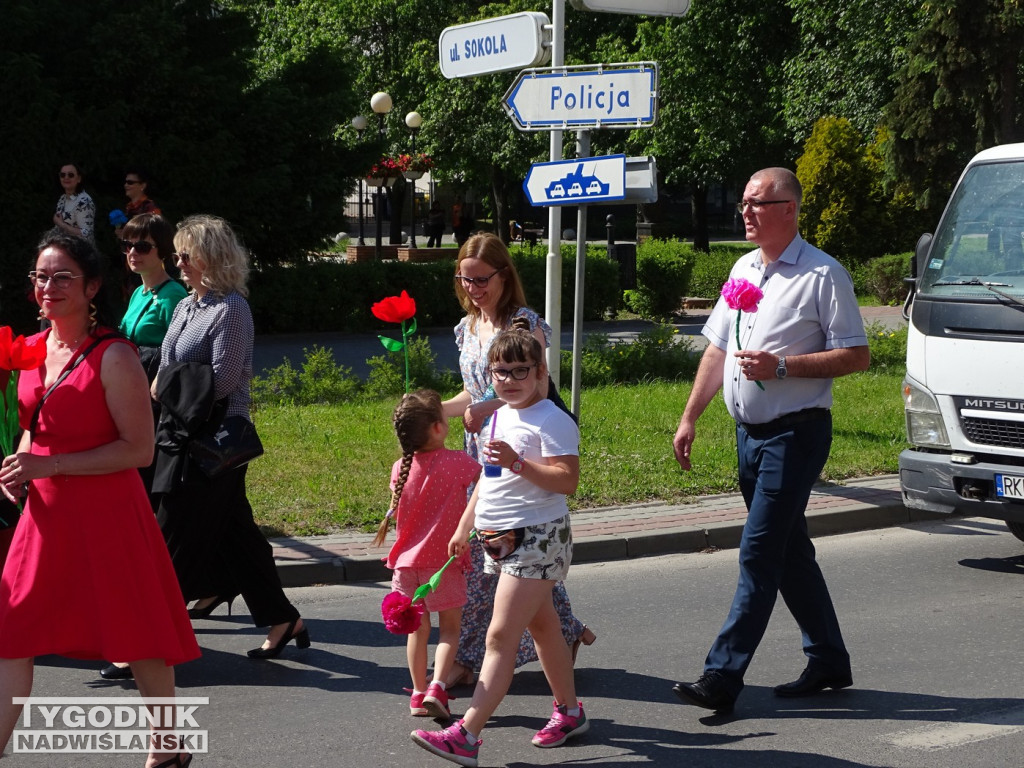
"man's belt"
739,407,830,440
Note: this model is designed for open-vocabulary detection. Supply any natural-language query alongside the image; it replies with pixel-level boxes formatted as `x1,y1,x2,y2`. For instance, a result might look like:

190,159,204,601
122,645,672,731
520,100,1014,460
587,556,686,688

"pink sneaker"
531,701,590,748
422,681,454,719
410,720,481,767
409,689,428,717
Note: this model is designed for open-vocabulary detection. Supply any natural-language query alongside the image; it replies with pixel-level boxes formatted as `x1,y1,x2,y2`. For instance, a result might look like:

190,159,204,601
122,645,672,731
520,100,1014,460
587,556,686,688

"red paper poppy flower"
381,590,424,635
0,326,47,372
371,291,417,324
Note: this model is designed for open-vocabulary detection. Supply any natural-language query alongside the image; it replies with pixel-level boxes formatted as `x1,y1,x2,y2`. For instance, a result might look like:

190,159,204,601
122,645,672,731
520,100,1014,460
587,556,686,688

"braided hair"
373,389,444,547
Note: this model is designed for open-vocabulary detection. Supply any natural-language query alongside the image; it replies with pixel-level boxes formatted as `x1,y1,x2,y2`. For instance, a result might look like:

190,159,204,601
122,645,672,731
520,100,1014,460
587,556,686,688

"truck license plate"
995,473,1024,500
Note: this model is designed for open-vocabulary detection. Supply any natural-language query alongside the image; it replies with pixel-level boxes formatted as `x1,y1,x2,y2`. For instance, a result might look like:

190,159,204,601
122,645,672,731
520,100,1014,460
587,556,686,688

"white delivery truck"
900,143,1024,543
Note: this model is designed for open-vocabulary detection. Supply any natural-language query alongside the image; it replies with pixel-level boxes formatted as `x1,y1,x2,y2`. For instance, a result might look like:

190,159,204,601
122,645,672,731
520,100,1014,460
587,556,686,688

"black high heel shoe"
187,595,237,620
154,751,192,768
247,619,310,659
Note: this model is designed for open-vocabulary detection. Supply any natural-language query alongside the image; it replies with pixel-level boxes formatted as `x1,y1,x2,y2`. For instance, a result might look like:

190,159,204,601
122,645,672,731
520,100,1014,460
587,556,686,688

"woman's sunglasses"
120,240,155,255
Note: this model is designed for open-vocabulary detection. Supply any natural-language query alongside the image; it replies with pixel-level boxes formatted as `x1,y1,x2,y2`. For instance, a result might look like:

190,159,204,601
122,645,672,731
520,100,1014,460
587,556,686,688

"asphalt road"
16,517,1023,767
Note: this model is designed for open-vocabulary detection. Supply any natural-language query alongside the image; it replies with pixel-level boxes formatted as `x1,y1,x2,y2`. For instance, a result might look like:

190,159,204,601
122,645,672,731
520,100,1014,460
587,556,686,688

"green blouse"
118,279,188,346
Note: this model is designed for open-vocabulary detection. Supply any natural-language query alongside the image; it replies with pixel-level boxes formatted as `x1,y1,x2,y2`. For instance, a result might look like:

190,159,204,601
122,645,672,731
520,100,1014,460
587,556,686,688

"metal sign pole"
545,0,565,387
571,129,590,418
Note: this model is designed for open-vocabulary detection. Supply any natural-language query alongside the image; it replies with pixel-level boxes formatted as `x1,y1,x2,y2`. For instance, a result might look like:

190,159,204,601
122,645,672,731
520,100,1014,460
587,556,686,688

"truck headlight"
902,378,950,448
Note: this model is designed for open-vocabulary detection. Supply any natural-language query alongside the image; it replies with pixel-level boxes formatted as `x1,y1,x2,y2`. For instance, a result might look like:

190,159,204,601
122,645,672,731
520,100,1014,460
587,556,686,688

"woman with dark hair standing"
53,162,95,241
115,168,161,240
118,214,187,380
99,213,187,681
441,232,594,687
154,214,308,659
0,229,199,768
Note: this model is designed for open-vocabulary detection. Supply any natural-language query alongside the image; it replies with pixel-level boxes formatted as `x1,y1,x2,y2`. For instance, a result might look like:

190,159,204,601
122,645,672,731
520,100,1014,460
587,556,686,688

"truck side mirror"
913,232,932,281
904,232,932,320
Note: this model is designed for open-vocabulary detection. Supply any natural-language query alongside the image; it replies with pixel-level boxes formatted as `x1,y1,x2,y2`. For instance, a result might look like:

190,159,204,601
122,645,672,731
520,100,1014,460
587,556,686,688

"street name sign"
502,62,658,131
523,155,658,207
439,13,551,79
569,0,691,16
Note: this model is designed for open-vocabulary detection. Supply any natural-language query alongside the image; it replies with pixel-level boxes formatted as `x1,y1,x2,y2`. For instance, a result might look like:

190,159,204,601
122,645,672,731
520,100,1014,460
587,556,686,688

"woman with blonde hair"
441,232,594,687
153,215,308,659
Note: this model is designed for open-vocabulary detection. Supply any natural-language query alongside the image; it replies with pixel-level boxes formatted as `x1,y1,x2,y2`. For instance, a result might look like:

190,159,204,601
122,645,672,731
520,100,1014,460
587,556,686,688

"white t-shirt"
474,399,579,530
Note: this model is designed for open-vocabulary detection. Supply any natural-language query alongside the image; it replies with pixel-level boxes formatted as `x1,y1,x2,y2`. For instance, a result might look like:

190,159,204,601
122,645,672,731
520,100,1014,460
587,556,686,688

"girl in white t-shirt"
411,327,587,767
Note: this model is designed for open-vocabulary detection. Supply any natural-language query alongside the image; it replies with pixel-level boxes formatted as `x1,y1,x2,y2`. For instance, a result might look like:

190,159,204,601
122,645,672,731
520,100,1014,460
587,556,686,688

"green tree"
632,0,797,251
885,0,1024,211
783,1,925,143
0,0,360,329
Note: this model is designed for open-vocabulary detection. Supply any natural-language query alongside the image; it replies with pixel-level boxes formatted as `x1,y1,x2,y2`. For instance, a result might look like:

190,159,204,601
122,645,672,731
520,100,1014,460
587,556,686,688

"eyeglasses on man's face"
455,268,504,288
120,239,155,255
736,199,791,214
489,363,536,382
124,178,141,186
29,271,83,290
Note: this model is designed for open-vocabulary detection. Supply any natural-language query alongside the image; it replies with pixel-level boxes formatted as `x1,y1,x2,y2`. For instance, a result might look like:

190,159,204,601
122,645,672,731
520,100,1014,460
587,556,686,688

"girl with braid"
377,390,481,719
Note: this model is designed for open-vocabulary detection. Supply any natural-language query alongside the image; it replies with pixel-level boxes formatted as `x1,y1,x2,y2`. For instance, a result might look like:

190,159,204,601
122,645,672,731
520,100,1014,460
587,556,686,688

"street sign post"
568,0,691,15
502,62,658,131
438,13,551,79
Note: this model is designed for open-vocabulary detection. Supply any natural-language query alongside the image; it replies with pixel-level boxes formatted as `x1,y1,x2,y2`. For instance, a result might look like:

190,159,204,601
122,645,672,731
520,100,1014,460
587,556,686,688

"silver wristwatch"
775,355,788,380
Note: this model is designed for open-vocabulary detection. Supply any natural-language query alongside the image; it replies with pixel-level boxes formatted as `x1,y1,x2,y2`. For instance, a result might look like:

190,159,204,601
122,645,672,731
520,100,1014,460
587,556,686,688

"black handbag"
187,415,264,478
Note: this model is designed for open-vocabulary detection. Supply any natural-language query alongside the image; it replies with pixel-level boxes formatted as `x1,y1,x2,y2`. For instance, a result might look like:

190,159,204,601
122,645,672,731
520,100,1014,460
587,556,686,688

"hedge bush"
862,252,912,305
248,244,622,335
623,238,694,318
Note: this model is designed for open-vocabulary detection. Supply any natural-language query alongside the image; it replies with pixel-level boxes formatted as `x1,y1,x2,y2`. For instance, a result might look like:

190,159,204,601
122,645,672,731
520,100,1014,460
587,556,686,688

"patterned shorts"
481,514,572,581
392,566,467,613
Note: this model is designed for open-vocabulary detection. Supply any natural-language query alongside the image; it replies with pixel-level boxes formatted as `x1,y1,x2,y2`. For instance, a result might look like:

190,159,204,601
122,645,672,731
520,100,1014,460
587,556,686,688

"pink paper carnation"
381,590,424,635
721,278,763,313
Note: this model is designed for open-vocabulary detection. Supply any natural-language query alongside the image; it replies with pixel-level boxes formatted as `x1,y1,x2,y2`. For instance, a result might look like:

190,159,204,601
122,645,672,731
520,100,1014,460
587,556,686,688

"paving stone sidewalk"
270,474,937,587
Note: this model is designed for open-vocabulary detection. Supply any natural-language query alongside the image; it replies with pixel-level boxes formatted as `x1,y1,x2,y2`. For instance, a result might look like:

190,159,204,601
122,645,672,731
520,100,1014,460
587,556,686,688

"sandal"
571,624,597,665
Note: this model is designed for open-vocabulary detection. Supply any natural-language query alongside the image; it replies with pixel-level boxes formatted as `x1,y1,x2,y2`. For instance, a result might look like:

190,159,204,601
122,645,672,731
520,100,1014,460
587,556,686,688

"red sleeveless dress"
0,331,199,664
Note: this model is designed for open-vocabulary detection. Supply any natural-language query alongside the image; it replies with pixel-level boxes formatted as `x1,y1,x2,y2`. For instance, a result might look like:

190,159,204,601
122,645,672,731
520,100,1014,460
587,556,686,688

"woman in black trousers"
153,214,308,658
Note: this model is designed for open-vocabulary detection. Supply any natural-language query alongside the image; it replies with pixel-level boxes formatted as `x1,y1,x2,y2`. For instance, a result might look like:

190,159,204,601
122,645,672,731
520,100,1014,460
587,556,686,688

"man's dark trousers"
704,412,850,696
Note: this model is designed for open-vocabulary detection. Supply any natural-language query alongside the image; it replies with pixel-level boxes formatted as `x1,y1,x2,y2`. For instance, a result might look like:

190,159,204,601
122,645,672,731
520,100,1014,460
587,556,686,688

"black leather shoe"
773,665,852,698
672,671,737,713
99,663,133,680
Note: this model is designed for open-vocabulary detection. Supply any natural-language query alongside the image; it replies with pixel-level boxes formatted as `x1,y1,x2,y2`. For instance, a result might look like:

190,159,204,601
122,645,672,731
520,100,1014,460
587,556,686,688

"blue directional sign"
524,155,626,207
503,62,658,131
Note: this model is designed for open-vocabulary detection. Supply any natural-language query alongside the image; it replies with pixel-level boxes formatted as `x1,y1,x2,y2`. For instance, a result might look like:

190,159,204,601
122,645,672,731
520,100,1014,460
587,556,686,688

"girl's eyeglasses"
455,268,504,287
174,252,191,266
489,364,536,382
120,239,155,255
59,172,77,179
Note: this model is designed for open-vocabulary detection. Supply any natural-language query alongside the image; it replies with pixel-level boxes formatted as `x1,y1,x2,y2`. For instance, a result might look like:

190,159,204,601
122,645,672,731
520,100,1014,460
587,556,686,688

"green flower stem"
735,310,765,391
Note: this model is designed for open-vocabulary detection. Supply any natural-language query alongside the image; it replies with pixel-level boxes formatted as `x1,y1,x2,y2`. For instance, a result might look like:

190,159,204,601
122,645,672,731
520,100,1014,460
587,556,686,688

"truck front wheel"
1006,521,1024,543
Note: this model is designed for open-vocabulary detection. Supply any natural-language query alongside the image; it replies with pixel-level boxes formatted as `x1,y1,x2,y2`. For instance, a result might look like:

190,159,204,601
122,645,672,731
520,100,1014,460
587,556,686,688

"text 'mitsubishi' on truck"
899,143,1024,544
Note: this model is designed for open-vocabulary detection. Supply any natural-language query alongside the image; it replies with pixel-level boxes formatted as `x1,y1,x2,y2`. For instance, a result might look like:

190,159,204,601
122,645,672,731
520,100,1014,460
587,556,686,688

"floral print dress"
453,306,586,672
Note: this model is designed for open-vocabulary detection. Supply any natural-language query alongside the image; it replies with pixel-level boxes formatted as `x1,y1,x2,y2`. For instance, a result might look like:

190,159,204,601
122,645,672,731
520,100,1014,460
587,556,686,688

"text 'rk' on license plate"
995,473,1024,500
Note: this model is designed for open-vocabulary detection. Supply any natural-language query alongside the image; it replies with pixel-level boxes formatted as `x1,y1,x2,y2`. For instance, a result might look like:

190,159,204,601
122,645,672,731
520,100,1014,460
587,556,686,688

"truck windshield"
920,160,1024,300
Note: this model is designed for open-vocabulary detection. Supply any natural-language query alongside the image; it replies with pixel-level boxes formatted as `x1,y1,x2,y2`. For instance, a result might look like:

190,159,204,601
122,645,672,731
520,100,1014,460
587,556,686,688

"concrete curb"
274,492,943,588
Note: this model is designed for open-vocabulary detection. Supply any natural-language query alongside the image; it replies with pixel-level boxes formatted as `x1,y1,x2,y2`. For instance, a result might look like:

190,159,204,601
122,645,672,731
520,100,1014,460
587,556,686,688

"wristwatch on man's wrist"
775,355,788,380
510,458,524,475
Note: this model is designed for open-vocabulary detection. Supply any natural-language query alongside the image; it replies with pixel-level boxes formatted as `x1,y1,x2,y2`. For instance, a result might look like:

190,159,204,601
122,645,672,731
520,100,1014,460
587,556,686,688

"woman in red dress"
0,229,199,768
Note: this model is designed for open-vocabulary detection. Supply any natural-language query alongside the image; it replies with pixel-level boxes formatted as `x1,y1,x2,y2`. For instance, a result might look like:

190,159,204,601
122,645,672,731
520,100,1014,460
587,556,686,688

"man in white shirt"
671,167,870,714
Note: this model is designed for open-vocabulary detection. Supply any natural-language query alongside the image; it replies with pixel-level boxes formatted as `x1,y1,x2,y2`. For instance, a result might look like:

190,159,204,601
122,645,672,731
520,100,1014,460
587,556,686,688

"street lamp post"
405,111,422,249
370,91,393,260
351,115,368,246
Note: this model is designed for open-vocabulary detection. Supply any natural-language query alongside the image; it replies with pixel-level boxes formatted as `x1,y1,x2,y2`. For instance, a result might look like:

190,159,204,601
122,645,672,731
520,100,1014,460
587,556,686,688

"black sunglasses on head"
120,239,155,255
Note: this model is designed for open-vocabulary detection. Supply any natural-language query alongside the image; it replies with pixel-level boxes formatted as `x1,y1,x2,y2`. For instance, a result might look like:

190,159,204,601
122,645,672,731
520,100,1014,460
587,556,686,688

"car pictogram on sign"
544,164,610,200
